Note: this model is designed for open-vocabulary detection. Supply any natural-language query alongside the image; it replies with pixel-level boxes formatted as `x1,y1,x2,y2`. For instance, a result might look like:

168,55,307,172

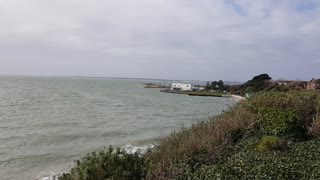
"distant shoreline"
160,90,224,97
160,90,245,100
229,94,246,100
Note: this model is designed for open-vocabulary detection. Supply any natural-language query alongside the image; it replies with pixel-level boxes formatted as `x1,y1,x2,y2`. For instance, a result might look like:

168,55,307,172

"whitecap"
35,171,62,180
121,144,155,154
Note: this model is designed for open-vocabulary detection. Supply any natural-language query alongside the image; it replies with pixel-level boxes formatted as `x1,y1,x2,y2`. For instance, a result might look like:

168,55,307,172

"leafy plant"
59,146,149,180
245,91,320,139
256,136,282,151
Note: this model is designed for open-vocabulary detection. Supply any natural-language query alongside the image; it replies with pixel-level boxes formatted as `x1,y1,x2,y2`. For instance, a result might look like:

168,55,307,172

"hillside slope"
60,90,320,180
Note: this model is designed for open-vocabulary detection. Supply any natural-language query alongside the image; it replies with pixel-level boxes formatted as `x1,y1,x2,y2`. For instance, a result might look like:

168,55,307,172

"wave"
121,144,155,154
35,171,63,180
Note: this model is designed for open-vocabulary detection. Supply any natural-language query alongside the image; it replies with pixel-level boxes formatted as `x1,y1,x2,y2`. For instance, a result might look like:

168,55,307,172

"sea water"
0,76,235,179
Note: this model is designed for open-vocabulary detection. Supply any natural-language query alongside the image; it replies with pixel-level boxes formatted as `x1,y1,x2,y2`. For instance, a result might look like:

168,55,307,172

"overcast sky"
0,0,319,81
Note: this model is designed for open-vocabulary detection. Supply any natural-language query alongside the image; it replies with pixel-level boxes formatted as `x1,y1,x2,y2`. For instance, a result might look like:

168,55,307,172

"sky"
0,0,319,81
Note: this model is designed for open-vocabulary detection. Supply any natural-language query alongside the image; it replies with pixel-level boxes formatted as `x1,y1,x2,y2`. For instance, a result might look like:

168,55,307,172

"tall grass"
146,90,320,179
146,104,256,179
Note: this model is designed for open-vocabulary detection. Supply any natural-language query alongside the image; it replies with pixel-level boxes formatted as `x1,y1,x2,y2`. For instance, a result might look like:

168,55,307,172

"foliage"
146,103,256,179
148,136,320,180
205,81,210,91
308,113,320,138
257,107,299,137
245,91,320,139
61,90,320,180
232,73,273,95
242,73,271,90
147,90,320,178
252,73,272,82
205,80,229,92
192,138,320,180
256,136,282,151
59,146,148,180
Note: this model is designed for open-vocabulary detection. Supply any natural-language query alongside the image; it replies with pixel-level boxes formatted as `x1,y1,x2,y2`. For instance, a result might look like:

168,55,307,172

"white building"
170,83,193,91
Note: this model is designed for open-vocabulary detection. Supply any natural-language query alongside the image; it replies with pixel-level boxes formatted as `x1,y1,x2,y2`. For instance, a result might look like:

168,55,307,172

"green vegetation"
256,136,282,151
231,73,274,95
60,90,320,179
205,80,230,92
60,146,149,180
230,73,307,96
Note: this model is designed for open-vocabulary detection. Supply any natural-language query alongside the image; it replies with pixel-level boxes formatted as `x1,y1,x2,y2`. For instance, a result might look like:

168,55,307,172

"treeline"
205,74,273,94
205,80,230,92
201,73,306,95
229,73,306,95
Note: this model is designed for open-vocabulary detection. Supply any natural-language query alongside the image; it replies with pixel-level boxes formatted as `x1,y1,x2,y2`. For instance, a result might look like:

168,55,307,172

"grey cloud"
0,0,319,81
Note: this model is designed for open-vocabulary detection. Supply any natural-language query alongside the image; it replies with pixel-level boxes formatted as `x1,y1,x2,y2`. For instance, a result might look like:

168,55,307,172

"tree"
218,80,224,90
211,81,218,90
205,81,211,91
236,73,273,95
251,73,271,82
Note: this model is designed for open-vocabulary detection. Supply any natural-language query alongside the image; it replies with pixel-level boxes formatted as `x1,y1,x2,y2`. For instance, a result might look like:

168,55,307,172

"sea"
0,76,236,180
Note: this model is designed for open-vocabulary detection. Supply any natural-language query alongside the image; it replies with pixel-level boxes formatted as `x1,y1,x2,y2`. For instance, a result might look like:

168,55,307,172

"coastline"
160,90,224,97
228,94,245,100
160,90,245,100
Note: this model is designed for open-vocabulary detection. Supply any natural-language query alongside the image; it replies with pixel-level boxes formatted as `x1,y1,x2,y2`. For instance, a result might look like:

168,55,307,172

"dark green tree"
235,73,273,95
218,80,224,90
211,81,218,90
205,81,211,91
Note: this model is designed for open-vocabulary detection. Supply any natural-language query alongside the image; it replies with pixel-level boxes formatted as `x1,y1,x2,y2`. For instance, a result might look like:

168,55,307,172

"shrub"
193,138,320,180
256,136,282,151
308,113,320,138
59,146,148,180
258,107,299,137
146,104,256,179
245,91,320,139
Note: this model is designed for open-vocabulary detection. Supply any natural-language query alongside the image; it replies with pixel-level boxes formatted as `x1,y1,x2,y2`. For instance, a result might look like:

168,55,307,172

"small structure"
170,83,193,91
307,79,320,89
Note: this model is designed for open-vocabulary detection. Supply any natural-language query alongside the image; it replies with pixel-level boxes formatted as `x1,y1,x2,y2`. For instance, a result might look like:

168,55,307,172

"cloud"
0,0,319,81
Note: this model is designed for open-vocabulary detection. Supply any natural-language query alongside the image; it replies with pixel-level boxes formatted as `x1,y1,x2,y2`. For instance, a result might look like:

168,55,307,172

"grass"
60,90,320,179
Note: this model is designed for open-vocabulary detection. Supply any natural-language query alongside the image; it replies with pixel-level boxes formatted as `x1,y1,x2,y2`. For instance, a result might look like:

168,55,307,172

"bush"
256,136,282,151
59,146,148,180
146,104,256,179
258,107,298,137
308,114,320,138
192,138,320,180
245,91,320,139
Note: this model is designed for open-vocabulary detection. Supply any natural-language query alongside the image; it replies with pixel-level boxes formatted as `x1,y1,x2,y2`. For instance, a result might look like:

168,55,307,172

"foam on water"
35,171,63,180
122,144,155,154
